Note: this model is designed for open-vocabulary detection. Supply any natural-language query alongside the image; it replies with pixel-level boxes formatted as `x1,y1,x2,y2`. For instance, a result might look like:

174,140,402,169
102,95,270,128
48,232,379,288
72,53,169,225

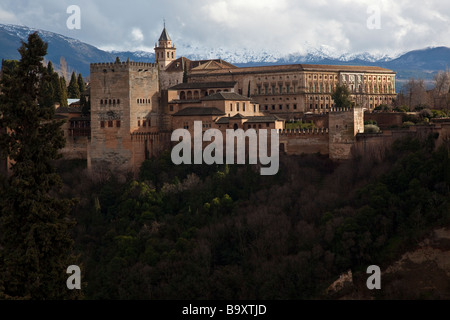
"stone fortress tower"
88,60,169,173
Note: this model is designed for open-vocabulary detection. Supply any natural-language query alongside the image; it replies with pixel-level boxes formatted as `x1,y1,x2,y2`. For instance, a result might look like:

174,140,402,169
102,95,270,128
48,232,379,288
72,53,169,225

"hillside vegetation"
59,134,450,299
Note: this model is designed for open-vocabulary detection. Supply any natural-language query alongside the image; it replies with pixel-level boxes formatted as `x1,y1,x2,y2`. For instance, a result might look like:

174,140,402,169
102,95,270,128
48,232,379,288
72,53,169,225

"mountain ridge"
0,23,448,88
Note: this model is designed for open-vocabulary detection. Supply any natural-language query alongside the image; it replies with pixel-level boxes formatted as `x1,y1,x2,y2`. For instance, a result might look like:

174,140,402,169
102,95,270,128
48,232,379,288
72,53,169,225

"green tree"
59,76,68,107
0,32,80,300
183,63,188,83
331,84,353,109
77,73,86,95
67,71,80,99
80,93,90,116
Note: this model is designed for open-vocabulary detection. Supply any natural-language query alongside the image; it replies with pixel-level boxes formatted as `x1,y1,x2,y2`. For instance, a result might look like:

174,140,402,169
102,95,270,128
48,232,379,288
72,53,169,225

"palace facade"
75,27,404,173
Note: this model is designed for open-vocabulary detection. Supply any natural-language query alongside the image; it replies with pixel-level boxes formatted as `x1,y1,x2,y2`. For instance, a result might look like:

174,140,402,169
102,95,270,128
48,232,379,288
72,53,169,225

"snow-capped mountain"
0,23,449,85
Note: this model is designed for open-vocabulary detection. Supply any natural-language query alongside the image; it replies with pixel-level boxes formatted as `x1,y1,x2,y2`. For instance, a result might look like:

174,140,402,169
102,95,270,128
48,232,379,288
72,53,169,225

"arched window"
117,99,120,104
113,99,116,104
100,99,103,104
233,123,238,130
193,91,199,99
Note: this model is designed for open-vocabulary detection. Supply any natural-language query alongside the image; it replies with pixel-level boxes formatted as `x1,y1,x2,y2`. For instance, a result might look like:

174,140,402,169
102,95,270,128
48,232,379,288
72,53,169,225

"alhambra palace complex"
60,27,450,173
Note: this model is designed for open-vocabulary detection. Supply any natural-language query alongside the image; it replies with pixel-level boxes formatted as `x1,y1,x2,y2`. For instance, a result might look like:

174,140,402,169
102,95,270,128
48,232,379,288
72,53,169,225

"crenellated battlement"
278,128,329,136
90,61,158,72
329,107,352,113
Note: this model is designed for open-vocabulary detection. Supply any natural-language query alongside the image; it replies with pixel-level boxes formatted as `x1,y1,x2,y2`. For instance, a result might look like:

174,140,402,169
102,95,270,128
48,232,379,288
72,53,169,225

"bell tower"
154,22,176,69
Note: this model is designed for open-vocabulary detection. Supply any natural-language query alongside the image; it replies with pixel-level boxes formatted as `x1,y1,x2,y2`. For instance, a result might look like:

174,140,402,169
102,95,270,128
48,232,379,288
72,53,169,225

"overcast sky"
0,0,449,57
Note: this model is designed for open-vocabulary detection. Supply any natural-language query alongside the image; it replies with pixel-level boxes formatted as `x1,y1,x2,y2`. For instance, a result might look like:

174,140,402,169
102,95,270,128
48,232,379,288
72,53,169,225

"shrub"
364,124,381,133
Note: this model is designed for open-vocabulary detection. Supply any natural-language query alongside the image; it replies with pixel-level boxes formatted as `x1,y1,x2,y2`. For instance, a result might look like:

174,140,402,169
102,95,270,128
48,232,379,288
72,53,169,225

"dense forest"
55,133,450,300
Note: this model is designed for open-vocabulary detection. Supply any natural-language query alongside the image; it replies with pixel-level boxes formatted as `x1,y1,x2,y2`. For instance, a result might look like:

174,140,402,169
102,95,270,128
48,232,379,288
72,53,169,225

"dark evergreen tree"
67,71,80,99
331,84,353,109
0,32,80,300
59,76,68,107
183,63,188,83
47,61,54,75
77,73,86,96
80,94,90,116
115,56,121,64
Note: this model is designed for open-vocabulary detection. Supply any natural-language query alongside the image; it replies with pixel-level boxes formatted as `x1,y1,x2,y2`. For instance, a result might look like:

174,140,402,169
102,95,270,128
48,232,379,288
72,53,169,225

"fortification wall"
364,112,403,129
279,129,329,155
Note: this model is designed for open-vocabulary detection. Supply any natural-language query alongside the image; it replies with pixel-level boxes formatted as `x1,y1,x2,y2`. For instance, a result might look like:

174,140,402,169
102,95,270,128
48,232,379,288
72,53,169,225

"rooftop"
189,63,395,77
169,81,237,90
172,107,225,117
202,92,252,101
159,27,171,41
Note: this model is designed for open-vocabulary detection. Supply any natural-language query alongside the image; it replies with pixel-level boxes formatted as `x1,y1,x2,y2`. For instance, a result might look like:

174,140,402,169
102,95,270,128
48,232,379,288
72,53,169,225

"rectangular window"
272,105,275,110
100,121,105,128
237,103,239,112
243,103,246,112
265,85,268,95
138,120,141,127
230,103,233,112
116,120,121,128
286,86,289,94
170,105,174,112
258,86,261,95
143,120,147,127
265,105,268,111
279,105,282,110
108,121,113,128
272,85,276,94
294,104,297,110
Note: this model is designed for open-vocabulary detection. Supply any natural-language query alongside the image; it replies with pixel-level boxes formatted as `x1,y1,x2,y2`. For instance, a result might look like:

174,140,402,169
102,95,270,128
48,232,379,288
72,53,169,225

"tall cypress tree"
67,71,80,99
59,76,68,107
77,73,86,96
0,32,80,300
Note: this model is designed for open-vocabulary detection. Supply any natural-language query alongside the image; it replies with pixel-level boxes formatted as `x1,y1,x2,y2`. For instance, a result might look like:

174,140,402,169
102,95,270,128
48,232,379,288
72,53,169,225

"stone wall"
280,129,329,155
364,112,404,129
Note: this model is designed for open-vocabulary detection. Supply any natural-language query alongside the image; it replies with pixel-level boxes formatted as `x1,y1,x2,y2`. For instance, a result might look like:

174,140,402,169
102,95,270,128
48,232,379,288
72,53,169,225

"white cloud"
1,0,449,57
131,27,144,42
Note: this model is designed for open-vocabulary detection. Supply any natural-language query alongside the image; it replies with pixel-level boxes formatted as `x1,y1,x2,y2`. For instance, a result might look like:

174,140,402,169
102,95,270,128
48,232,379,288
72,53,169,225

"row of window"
229,102,257,113
137,99,151,104
100,120,121,128
100,99,120,105
262,104,298,111
257,75,298,81
137,119,151,127
308,74,393,82
257,85,296,95
156,51,174,59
